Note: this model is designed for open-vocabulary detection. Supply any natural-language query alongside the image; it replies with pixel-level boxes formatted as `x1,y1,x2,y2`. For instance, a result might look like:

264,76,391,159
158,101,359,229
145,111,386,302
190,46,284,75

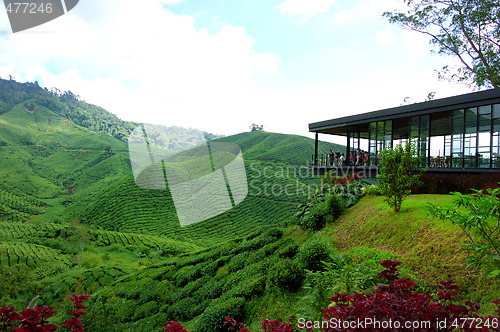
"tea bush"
192,297,246,332
268,258,304,291
296,240,333,272
277,240,299,259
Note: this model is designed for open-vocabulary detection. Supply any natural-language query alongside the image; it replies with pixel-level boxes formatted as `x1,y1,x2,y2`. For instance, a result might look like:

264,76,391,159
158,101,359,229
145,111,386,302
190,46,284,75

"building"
309,89,500,175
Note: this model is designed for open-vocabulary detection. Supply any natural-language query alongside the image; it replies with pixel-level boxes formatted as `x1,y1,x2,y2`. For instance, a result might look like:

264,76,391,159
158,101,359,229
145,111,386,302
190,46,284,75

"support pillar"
314,133,319,166
346,127,351,166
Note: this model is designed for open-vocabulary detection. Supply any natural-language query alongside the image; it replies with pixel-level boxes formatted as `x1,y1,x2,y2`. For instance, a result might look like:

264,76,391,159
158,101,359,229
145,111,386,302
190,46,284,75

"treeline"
0,77,136,142
0,77,222,143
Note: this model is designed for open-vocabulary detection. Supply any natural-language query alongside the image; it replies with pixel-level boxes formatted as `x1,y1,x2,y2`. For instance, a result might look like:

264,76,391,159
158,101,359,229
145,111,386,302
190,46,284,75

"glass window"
492,134,500,168
444,135,452,167
493,119,500,133
369,122,376,140
492,116,500,168
493,104,500,119
452,110,464,134
465,107,477,124
479,114,491,131
479,105,491,115
420,115,429,129
384,120,392,149
478,106,491,132
376,121,384,141
464,133,477,168
452,133,463,168
478,132,491,168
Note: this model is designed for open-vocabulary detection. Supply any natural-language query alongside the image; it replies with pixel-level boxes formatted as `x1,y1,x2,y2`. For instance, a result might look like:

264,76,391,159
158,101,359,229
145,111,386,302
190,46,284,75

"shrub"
0,264,39,307
324,193,345,218
193,261,500,332
378,140,424,212
192,297,246,332
227,252,250,273
228,275,266,299
363,184,382,196
262,228,284,240
295,193,346,231
166,297,197,321
201,256,230,277
0,294,90,332
296,240,332,272
268,258,305,291
277,241,299,259
322,260,500,331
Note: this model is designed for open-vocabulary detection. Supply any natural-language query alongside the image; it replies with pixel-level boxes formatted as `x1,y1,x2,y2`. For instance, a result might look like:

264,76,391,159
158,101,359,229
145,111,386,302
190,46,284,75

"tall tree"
384,0,500,89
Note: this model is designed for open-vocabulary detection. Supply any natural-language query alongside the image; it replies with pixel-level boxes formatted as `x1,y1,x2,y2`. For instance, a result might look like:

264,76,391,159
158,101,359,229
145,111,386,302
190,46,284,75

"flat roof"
309,89,500,134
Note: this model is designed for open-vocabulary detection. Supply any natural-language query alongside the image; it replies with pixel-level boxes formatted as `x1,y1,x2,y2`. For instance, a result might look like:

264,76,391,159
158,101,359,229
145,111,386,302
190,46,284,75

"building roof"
309,89,500,135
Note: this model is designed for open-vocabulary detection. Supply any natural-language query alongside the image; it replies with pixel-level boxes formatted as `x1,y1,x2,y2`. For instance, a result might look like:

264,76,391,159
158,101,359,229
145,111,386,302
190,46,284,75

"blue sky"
0,0,472,139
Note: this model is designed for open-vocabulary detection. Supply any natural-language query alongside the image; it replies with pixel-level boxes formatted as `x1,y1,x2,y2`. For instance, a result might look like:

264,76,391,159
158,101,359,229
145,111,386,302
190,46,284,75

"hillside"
0,78,333,246
216,131,343,166
1,79,498,332
328,195,500,305
0,79,352,325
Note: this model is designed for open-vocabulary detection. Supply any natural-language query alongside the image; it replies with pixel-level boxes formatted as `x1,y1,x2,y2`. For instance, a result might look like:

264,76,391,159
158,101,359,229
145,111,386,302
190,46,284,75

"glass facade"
364,103,500,169
368,120,392,166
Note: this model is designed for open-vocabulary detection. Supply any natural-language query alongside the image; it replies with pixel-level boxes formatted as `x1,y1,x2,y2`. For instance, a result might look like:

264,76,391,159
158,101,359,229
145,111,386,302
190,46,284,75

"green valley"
0,78,498,331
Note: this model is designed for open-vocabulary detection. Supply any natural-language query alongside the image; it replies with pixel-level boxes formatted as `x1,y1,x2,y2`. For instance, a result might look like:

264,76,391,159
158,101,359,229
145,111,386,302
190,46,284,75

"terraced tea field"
0,241,72,267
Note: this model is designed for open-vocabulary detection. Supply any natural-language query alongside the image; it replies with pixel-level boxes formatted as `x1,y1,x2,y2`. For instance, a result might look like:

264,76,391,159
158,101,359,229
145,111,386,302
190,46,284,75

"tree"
378,140,424,212
384,0,500,89
249,123,264,132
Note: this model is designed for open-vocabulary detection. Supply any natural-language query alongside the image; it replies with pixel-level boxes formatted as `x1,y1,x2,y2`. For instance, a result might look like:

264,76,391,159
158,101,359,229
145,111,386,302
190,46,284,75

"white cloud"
276,0,336,23
375,29,395,46
160,0,183,4
0,0,473,140
334,0,407,25
0,0,280,135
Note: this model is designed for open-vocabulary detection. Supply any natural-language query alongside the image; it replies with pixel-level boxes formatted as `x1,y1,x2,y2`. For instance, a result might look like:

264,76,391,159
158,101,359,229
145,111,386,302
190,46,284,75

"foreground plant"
427,188,500,278
322,260,499,331
0,294,90,332
165,260,499,331
378,140,424,212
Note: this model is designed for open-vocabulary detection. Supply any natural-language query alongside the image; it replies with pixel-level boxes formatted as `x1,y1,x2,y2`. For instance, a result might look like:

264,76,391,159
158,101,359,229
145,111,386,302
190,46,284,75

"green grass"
327,194,500,310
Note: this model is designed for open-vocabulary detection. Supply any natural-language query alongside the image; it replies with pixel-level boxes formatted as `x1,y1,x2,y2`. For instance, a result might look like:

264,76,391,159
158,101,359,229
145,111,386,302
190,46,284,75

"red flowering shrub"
0,307,20,331
0,294,89,332
62,294,90,332
11,306,58,332
322,260,499,331
164,320,189,332
224,317,250,332
331,173,361,187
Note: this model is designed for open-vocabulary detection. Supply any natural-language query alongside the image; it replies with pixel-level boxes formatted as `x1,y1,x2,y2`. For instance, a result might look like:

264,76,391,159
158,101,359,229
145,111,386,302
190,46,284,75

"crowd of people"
328,148,369,167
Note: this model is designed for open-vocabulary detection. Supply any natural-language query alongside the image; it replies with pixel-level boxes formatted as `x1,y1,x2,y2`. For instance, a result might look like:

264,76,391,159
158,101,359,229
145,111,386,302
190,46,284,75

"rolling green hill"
216,131,343,166
0,79,348,318
4,79,497,332
0,77,332,246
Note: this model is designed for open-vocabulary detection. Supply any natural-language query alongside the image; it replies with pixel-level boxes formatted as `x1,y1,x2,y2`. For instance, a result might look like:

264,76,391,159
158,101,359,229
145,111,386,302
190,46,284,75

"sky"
0,0,473,140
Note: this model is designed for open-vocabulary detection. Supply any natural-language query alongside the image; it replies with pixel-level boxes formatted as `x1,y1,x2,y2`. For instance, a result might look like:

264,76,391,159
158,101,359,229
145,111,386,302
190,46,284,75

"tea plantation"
0,78,498,331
